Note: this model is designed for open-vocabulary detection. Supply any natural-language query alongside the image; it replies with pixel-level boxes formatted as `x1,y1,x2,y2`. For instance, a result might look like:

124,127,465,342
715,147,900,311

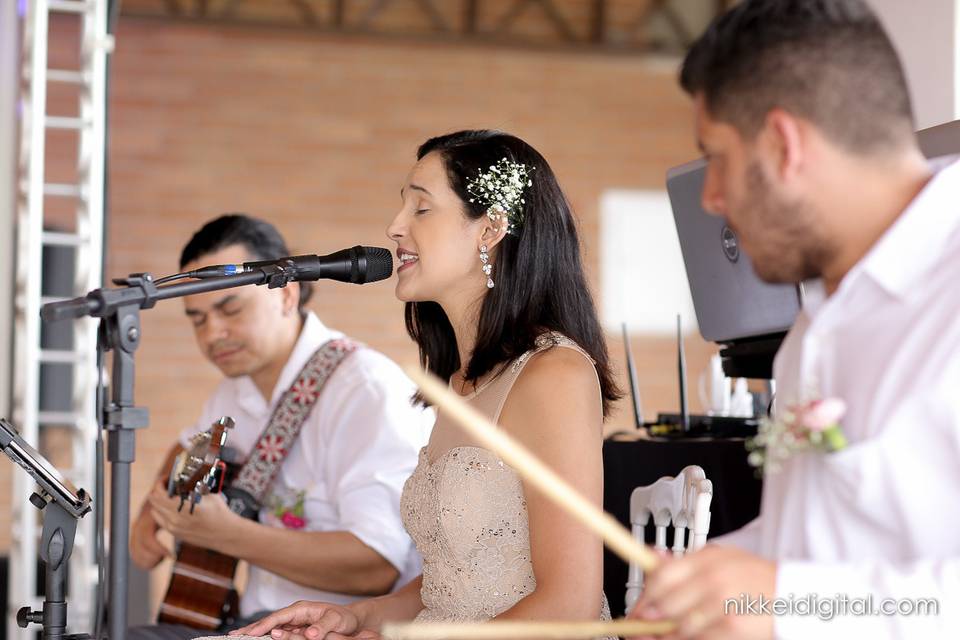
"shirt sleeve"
318,349,433,574
773,349,960,639
773,558,960,638
710,515,763,552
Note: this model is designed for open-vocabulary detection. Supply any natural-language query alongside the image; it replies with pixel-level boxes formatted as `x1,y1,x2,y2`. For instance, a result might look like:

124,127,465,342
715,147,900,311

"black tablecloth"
602,437,763,617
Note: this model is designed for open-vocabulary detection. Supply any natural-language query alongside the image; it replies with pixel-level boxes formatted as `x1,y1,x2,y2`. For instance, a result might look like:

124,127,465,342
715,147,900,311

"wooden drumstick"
382,619,676,640
404,367,660,572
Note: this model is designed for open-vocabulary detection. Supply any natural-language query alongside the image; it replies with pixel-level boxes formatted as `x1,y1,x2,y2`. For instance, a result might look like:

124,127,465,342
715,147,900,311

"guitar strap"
223,337,359,519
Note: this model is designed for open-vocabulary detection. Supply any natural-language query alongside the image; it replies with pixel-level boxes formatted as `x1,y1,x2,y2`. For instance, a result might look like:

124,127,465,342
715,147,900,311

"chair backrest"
625,465,713,614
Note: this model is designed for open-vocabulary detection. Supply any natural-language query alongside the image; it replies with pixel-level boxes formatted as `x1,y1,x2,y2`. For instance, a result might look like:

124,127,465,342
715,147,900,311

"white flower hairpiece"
466,157,534,235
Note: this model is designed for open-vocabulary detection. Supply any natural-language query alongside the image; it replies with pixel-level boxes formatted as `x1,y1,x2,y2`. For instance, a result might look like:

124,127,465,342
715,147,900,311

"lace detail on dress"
511,332,595,373
401,447,535,622
401,446,614,636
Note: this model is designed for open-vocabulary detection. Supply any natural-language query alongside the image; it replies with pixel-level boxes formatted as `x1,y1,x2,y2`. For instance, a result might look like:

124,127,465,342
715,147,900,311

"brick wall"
1,15,714,575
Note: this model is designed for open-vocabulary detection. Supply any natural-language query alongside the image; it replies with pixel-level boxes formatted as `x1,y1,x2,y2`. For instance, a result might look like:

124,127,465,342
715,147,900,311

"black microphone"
188,245,394,284
40,246,394,323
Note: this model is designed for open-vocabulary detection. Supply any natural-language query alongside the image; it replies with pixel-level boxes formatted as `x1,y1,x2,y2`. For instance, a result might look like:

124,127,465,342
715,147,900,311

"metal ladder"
9,1,112,638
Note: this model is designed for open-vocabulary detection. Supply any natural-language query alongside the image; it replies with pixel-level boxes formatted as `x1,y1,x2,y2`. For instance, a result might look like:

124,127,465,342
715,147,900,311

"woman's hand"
229,600,379,640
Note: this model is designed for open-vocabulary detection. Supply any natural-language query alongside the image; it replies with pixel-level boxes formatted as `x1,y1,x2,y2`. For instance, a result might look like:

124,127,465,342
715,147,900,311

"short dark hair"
180,213,313,311
681,0,915,153
408,130,622,417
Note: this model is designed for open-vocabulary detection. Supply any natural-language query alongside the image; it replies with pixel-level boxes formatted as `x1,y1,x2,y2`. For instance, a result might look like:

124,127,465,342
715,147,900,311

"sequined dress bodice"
400,334,613,629
402,445,535,620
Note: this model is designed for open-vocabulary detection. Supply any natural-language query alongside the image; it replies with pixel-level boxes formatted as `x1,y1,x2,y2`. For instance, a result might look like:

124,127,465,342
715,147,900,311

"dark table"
602,437,763,617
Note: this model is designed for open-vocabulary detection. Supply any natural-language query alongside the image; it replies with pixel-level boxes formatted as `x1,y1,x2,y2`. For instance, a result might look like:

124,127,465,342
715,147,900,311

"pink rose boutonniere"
269,489,307,530
281,511,306,529
747,397,848,474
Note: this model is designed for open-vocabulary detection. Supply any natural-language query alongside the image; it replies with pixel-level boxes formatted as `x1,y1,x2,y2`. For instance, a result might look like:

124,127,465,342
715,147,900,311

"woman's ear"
477,212,509,252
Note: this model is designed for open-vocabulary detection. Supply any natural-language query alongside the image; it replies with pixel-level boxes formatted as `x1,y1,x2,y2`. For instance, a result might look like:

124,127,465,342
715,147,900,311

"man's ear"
763,108,806,183
281,281,301,316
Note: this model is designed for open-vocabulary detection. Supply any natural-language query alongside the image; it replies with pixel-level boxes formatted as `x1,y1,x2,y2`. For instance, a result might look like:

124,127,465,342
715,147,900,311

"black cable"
151,272,193,285
153,266,239,285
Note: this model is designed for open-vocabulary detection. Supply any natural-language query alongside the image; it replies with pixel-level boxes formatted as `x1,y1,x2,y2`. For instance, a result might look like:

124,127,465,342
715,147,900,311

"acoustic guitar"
157,416,244,630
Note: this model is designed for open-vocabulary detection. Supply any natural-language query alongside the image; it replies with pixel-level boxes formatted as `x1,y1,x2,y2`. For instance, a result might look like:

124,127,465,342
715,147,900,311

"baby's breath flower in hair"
466,157,534,235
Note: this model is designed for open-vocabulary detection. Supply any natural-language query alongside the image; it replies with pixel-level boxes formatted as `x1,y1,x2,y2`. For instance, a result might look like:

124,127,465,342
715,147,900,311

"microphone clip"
259,261,299,290
110,272,160,310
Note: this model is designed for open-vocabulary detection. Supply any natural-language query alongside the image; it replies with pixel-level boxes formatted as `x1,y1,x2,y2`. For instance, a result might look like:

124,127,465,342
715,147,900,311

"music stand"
1,418,92,640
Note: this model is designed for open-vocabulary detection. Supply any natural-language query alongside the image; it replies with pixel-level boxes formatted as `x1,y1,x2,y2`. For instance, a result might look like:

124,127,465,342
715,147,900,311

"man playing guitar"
129,214,433,640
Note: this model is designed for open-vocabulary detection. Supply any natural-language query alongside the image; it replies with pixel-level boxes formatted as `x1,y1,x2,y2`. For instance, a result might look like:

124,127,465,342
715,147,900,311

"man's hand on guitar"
148,481,241,551
228,600,380,640
130,491,173,570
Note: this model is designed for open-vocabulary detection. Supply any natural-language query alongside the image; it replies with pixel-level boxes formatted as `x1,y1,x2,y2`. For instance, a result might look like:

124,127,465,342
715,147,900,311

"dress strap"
510,331,595,373
479,332,597,424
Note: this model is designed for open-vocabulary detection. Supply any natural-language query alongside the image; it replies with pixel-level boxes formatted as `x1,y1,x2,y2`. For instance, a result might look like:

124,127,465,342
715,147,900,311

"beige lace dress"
400,333,613,635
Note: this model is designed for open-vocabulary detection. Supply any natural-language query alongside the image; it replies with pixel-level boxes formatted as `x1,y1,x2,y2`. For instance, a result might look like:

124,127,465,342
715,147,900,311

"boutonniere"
268,489,307,530
747,397,848,475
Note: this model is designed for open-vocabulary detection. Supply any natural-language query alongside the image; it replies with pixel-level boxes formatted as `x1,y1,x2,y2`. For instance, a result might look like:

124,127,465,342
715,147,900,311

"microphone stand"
42,264,299,640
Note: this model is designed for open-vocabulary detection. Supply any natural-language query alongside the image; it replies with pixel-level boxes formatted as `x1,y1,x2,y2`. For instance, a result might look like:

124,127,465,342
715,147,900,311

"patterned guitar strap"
223,337,359,520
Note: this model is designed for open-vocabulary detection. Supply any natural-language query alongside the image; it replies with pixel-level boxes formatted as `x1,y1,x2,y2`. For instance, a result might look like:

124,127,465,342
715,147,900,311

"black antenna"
621,322,643,429
678,314,690,432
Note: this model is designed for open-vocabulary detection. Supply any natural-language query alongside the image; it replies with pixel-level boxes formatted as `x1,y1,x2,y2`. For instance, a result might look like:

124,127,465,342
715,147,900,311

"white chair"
624,465,713,614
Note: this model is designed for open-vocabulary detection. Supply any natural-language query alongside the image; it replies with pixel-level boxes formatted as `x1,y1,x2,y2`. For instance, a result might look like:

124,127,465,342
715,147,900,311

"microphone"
188,245,394,284
40,246,394,323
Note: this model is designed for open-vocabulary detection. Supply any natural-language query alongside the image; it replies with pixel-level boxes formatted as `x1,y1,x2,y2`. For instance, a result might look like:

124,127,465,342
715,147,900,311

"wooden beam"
535,0,575,42
495,0,576,42
331,0,345,27
161,0,183,15
590,0,606,44
414,0,449,32
626,0,692,49
464,0,479,34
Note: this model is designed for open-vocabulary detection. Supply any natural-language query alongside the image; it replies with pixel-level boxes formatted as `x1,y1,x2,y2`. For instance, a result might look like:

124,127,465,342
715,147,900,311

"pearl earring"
480,245,494,289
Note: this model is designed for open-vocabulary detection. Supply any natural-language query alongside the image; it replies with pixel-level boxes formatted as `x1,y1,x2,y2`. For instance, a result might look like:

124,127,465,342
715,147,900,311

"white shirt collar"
269,311,337,405
235,311,338,413
856,157,960,299
798,158,960,322
798,279,826,316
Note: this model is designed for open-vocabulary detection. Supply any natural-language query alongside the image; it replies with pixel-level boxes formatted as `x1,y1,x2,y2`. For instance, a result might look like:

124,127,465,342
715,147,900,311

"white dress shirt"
179,312,434,617
717,159,960,638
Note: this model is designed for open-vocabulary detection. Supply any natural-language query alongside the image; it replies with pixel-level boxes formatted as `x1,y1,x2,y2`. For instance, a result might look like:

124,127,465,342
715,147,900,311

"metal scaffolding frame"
8,1,112,638
1,0,17,426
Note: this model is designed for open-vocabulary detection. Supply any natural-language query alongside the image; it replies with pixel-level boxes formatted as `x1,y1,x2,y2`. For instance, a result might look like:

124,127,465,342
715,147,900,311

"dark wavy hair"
406,130,621,417
180,213,313,312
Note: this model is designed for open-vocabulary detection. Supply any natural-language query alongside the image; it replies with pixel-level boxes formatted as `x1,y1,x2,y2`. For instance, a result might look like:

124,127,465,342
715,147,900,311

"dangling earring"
480,245,494,289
